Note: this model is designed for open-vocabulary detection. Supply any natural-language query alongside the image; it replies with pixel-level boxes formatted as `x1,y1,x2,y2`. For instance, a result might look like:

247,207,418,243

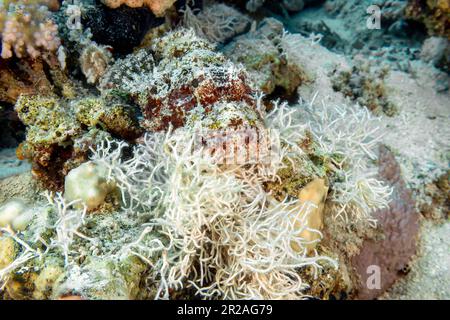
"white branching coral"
89,138,145,210
0,228,41,291
85,88,392,299
93,129,335,299
0,0,61,59
298,97,392,223
183,2,251,44
0,192,90,293
0,89,391,300
87,95,343,299
43,192,93,265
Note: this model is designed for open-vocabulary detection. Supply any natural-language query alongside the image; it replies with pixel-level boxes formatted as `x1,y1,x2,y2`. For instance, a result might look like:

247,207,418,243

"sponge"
64,161,115,211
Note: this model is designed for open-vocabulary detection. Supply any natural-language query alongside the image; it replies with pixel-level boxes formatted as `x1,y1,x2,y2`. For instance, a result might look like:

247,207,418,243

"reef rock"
82,2,165,54
420,36,450,70
223,18,308,96
15,95,141,191
405,0,450,39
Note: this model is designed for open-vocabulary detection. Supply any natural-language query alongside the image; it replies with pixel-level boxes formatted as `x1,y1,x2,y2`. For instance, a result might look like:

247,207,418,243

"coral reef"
81,1,165,54
0,0,446,301
223,18,308,96
0,0,60,59
331,59,398,116
0,72,391,300
102,29,255,131
79,43,113,84
405,0,450,39
183,2,251,44
84,123,335,299
101,0,177,17
14,95,141,191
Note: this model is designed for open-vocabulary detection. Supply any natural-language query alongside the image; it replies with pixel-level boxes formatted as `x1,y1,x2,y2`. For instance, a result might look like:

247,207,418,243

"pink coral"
1,1,61,59
100,0,176,17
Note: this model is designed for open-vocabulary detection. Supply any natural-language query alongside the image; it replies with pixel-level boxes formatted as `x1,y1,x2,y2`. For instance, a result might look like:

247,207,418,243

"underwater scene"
0,0,448,300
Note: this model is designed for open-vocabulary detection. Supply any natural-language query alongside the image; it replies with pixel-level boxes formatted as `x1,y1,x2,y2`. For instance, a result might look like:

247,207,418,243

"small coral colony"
0,0,436,300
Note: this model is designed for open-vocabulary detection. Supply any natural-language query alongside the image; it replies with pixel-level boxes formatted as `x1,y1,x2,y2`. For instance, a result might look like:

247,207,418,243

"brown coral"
405,0,450,39
419,170,450,221
0,58,53,104
0,52,75,105
15,95,141,191
100,0,176,17
331,60,397,116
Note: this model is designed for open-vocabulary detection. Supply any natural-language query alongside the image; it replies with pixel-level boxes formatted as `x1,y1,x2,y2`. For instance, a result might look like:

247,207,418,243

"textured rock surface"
223,18,308,96
351,145,420,299
0,172,40,204
380,220,450,300
83,2,165,54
